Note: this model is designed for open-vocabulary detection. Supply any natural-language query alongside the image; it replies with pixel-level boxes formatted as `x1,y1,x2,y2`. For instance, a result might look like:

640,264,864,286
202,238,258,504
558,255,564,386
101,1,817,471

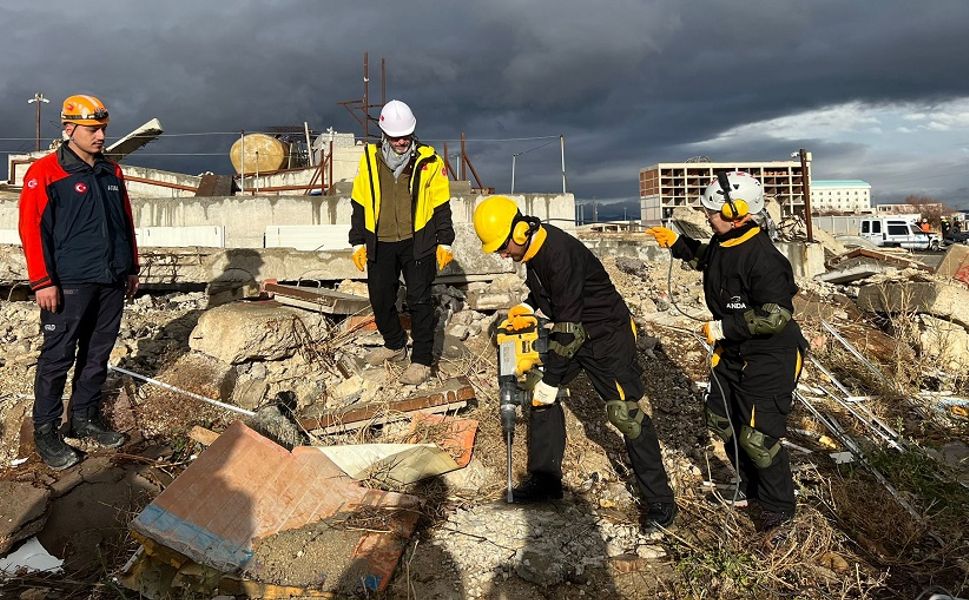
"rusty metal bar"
122,175,199,193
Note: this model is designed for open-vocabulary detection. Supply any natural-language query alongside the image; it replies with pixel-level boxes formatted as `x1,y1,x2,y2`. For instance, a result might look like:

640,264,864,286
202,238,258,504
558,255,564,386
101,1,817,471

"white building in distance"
811,180,872,213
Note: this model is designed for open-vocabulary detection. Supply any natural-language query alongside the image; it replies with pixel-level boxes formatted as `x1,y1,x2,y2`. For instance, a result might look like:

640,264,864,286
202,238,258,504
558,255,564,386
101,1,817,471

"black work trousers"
527,322,675,504
367,239,436,366
34,282,125,427
706,344,803,515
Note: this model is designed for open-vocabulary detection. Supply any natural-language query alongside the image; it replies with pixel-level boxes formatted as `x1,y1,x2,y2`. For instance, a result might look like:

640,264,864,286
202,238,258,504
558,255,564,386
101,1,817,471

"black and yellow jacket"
670,222,805,352
349,143,453,259
523,224,633,386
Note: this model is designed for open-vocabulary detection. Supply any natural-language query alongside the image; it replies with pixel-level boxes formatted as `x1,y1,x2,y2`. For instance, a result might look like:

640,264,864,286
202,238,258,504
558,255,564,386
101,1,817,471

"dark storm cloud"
2,0,968,205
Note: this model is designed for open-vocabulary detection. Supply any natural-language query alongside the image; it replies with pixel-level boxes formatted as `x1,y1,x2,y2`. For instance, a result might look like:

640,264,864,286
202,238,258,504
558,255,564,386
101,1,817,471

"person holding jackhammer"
18,94,138,470
473,195,677,529
645,171,807,535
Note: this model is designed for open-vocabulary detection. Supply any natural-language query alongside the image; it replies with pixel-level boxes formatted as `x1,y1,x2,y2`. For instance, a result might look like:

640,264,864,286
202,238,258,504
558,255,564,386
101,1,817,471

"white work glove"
532,380,558,407
702,320,724,345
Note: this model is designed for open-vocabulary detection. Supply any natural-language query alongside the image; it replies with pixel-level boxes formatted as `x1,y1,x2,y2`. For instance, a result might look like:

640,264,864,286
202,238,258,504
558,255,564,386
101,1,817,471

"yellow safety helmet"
473,195,520,253
61,95,109,126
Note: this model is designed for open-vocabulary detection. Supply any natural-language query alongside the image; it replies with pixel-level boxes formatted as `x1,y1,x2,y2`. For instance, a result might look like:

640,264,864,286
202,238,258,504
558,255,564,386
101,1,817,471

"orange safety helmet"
61,95,109,126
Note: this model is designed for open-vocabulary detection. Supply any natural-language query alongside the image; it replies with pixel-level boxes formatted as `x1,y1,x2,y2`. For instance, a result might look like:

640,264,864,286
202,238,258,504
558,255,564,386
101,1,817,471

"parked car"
859,217,941,251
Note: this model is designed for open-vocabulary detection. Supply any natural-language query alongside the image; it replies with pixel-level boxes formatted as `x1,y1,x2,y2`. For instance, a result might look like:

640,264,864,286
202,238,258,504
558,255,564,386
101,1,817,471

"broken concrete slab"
857,281,969,329
918,314,969,371
128,421,419,594
820,248,928,284
0,481,50,555
935,244,969,286
263,282,372,315
299,376,475,434
189,301,330,364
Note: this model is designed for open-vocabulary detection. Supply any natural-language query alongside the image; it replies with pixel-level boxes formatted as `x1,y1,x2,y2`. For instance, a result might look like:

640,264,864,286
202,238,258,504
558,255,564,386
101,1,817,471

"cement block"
189,301,330,364
857,281,969,329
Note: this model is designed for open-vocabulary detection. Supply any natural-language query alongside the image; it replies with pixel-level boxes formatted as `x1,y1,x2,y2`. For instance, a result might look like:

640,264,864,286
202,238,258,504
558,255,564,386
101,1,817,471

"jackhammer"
495,304,547,503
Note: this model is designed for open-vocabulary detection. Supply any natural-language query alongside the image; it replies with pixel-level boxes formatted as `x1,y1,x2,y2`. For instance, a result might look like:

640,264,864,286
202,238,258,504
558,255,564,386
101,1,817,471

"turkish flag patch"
74,182,88,194
27,178,38,189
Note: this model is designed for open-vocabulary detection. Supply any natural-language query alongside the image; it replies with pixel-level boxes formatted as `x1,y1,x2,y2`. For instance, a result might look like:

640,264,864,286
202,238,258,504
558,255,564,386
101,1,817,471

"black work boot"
34,422,80,470
70,406,125,448
759,510,795,549
643,501,677,530
511,474,564,503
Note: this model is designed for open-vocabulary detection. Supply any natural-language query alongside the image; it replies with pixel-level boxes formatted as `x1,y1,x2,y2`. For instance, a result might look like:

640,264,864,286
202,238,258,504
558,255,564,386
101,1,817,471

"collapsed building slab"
857,280,969,329
818,248,929,284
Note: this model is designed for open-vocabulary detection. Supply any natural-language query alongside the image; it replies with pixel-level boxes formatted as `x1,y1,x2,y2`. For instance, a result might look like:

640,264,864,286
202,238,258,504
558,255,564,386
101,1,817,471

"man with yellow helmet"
18,94,138,470
474,196,676,529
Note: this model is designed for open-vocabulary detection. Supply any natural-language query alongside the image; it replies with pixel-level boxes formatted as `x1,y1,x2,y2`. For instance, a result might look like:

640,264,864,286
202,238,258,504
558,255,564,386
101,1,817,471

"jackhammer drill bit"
500,382,518,503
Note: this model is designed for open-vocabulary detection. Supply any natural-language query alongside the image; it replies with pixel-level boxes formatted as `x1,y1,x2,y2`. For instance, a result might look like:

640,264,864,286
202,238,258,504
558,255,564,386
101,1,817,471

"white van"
859,217,941,251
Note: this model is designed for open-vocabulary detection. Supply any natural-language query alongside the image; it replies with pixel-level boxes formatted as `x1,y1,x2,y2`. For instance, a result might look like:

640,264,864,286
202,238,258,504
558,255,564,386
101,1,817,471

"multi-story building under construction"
639,160,807,223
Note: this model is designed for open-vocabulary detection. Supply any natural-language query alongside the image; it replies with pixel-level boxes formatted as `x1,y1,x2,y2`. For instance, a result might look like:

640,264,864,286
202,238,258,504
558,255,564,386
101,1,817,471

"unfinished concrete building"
639,160,807,223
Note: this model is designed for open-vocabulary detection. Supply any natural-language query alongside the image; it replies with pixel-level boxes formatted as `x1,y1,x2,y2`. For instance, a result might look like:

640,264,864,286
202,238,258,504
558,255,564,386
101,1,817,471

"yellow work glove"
646,226,679,248
352,244,367,272
436,244,453,271
701,320,724,345
532,380,558,407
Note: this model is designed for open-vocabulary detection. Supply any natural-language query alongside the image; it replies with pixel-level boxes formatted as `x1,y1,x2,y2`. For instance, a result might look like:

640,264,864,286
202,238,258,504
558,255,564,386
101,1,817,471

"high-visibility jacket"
18,143,138,291
349,143,453,259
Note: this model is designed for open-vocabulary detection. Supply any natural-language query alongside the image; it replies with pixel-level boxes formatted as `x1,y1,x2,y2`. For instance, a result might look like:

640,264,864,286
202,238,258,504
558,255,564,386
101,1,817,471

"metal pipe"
239,130,245,194
363,52,370,141
109,364,256,417
304,121,314,167
560,134,567,193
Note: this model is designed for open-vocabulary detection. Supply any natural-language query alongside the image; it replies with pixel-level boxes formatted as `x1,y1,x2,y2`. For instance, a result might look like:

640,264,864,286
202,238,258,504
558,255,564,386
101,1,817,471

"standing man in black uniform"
646,171,807,533
18,94,137,470
474,195,676,528
349,100,454,386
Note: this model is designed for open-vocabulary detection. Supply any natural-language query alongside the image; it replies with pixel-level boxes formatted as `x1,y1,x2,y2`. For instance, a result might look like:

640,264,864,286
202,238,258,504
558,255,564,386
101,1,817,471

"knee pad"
606,400,644,439
705,406,733,442
738,424,781,469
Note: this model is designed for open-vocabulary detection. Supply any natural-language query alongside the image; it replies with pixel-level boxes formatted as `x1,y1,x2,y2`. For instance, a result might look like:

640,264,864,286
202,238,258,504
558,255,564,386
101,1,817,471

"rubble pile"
1,237,968,599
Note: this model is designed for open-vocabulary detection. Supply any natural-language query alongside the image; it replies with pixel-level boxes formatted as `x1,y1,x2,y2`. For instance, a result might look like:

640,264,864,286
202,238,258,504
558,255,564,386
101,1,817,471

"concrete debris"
670,206,711,239
857,280,969,329
298,376,475,434
819,248,928,284
935,244,969,286
917,314,969,372
189,300,331,364
465,273,527,311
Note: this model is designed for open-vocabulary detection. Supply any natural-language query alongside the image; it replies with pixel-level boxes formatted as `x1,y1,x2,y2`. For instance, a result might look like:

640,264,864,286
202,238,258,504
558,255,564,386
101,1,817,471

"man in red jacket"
18,94,139,470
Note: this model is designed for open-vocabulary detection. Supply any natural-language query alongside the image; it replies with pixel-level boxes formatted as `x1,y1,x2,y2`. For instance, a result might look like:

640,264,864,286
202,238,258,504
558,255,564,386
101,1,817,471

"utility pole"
27,92,49,152
798,148,814,243
511,152,522,194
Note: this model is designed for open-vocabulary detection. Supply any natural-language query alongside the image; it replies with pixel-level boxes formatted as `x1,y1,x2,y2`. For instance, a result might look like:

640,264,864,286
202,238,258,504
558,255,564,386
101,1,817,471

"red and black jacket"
18,143,139,291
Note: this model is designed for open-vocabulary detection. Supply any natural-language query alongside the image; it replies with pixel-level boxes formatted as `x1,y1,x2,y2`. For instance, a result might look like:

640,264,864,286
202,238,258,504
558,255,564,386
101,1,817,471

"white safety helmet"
700,170,764,219
378,99,417,137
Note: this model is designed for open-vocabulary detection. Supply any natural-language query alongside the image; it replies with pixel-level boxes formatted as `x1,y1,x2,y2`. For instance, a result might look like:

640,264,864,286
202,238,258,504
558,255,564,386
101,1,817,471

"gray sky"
3,0,968,212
